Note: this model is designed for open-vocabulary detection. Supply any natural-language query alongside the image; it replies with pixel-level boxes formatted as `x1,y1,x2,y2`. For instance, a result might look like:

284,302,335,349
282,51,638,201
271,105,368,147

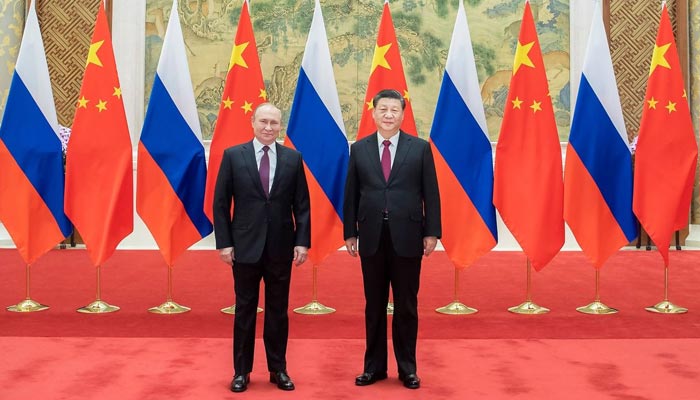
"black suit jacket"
343,131,441,258
213,141,311,264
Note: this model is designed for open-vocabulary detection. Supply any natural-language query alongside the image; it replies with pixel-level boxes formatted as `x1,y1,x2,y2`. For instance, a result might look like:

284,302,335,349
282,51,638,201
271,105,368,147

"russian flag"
137,0,213,266
429,0,497,268
564,0,637,268
285,0,349,266
0,2,71,265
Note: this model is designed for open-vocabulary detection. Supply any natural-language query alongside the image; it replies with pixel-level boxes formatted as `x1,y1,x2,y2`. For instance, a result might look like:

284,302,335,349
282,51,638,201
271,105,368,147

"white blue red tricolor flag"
285,0,349,265
0,2,71,264
429,0,497,268
564,0,637,268
137,0,213,266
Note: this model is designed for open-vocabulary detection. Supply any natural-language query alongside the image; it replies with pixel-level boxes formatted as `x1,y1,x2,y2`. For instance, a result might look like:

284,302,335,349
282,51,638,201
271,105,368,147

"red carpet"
1,337,698,399
2,249,700,398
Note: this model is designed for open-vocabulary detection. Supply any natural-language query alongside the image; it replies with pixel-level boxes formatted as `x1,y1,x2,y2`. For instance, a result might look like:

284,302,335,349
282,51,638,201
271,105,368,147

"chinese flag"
493,0,564,271
64,2,133,266
356,0,416,140
633,4,698,266
203,0,266,221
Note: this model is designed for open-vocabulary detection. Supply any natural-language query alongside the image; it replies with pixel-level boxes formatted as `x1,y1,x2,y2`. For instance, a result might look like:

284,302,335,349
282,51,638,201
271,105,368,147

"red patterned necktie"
259,145,270,197
381,140,391,181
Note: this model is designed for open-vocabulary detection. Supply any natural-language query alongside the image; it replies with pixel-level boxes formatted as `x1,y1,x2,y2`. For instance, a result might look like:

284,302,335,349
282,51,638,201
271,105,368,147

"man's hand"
219,247,234,265
345,237,358,257
423,236,437,257
293,246,309,266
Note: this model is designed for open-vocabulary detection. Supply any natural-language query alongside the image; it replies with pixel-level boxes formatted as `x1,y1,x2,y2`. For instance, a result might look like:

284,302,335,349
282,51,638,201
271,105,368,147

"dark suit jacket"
343,131,441,258
213,141,311,264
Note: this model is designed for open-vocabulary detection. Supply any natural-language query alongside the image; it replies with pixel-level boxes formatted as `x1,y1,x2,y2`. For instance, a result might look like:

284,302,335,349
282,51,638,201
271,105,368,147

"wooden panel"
31,0,103,127
608,0,688,141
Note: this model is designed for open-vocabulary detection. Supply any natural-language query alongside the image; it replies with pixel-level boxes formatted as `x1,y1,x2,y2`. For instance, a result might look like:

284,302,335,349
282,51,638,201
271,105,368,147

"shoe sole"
355,375,388,386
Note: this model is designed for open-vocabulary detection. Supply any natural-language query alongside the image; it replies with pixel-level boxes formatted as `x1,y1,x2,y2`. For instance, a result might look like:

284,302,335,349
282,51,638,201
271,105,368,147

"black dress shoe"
399,373,421,389
270,371,295,391
230,374,249,393
355,371,388,386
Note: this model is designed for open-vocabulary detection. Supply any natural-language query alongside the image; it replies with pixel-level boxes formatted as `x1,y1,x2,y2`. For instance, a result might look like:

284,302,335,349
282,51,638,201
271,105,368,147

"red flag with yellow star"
203,0,266,221
64,2,133,266
356,0,416,140
633,4,698,266
493,0,563,271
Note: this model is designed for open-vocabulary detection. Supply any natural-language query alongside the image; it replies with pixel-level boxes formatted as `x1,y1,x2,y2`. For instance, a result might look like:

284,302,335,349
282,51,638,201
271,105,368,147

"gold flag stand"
646,265,687,313
294,265,335,314
221,304,263,314
149,265,190,314
436,267,477,315
576,269,617,314
508,259,549,314
387,291,394,315
7,264,49,312
77,265,119,313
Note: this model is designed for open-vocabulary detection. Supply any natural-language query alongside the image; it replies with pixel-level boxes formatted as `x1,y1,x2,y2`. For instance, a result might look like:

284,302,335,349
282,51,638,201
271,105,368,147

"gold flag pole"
646,265,687,313
436,267,477,315
508,259,549,314
294,264,335,314
576,268,617,314
149,265,191,314
77,264,119,313
7,264,49,312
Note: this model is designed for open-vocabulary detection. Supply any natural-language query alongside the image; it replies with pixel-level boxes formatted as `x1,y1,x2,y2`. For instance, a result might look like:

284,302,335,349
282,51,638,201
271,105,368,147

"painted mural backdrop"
0,0,24,118
145,0,570,141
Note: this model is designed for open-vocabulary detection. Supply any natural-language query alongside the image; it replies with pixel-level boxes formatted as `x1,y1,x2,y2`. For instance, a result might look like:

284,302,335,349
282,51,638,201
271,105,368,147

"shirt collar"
377,131,399,148
253,138,276,155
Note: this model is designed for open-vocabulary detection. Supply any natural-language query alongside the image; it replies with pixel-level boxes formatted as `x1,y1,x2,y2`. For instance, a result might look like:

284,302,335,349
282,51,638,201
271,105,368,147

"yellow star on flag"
649,43,671,75
77,96,89,108
259,89,268,100
513,41,535,75
222,97,233,109
370,43,392,74
366,100,374,111
113,87,122,99
241,100,253,114
512,97,523,109
96,99,107,112
403,90,411,103
647,97,658,109
665,101,677,113
230,41,249,70
683,89,687,98
530,100,542,113
86,40,104,67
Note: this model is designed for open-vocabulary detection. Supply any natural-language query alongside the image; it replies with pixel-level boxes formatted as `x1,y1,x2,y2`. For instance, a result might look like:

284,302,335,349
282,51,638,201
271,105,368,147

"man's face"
251,105,282,145
372,97,404,135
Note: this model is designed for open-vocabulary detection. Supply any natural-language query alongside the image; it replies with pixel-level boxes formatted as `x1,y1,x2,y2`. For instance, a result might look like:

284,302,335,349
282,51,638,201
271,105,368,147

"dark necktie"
381,140,391,182
259,145,270,197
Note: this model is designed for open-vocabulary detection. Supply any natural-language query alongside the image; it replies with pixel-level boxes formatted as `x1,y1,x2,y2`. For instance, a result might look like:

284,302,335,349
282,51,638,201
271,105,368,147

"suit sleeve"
422,143,442,238
293,153,311,248
343,143,359,240
213,149,234,249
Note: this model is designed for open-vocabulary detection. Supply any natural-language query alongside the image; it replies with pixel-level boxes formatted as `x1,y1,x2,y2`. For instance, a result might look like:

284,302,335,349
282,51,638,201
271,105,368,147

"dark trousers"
232,246,292,375
360,221,422,376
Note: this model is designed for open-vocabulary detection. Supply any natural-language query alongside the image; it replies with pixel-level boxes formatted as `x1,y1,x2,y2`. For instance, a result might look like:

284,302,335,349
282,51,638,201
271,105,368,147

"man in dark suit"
214,103,310,393
343,89,441,389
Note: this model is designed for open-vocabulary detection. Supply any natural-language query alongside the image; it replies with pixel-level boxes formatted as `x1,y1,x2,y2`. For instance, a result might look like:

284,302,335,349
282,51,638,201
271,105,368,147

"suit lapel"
388,131,412,183
363,134,384,182
242,141,267,198
269,143,286,197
